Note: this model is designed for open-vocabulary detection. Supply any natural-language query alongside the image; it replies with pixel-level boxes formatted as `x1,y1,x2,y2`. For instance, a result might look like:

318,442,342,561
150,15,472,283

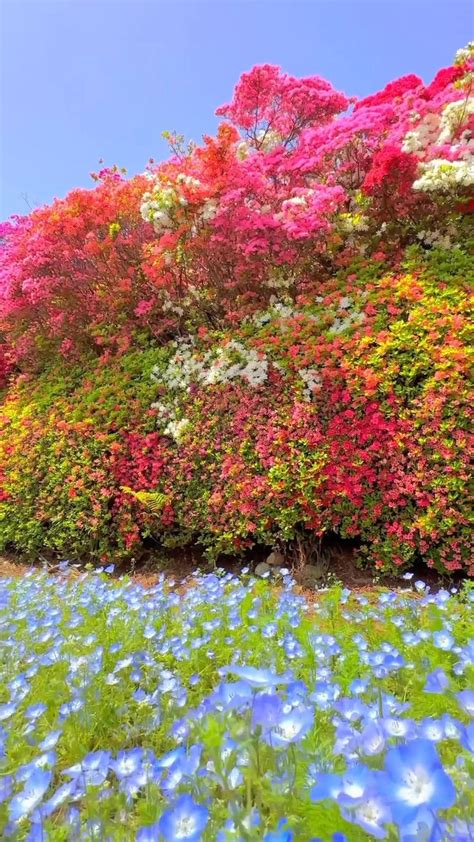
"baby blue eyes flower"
0,775,13,804
25,703,47,721
343,790,392,839
65,749,111,787
420,718,444,742
424,668,449,694
396,806,436,842
158,793,209,842
216,681,253,709
383,739,456,825
0,702,17,721
310,773,342,802
460,723,474,754
432,631,454,651
39,730,62,751
9,768,52,821
252,693,283,730
221,665,290,688
267,706,313,747
111,748,144,779
359,722,385,756
456,690,474,717
136,824,160,841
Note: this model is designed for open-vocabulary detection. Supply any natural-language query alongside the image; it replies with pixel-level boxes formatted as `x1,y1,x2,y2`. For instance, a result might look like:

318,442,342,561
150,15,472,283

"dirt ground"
0,539,462,595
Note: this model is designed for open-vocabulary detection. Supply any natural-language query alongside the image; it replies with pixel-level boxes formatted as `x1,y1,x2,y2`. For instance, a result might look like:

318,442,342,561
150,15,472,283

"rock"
300,561,327,587
255,562,271,577
266,550,285,567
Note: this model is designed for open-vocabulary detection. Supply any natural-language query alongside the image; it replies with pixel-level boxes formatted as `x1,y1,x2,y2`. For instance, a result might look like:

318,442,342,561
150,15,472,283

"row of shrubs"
1,238,472,573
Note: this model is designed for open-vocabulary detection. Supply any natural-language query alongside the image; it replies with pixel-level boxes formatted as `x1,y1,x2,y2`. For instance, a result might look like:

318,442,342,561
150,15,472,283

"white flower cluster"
161,292,185,318
150,338,269,442
279,189,315,218
141,174,217,236
141,181,181,234
163,417,190,443
416,225,457,249
455,42,474,66
402,71,474,197
152,339,269,393
329,296,367,335
255,128,283,152
298,367,322,401
236,140,250,161
413,158,474,193
438,98,474,144
402,113,441,155
338,212,370,234
251,299,297,326
264,272,295,291
149,398,190,444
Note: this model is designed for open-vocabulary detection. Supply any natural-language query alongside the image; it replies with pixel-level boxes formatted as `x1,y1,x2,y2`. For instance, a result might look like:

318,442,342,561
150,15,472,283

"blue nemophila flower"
155,747,186,774
334,697,366,722
111,748,144,779
440,714,462,741
310,772,342,802
158,793,209,842
342,789,392,839
432,630,454,651
267,705,313,746
460,723,474,754
65,749,111,786
424,668,449,694
338,764,378,805
311,680,340,709
383,739,456,824
456,690,474,717
0,774,13,804
420,718,444,742
381,717,416,740
136,824,160,841
396,806,438,842
349,677,369,695
16,751,56,782
42,777,83,817
359,722,385,756
38,730,62,751
215,681,253,710
25,822,48,842
221,665,290,688
9,768,52,821
252,692,283,730
0,701,17,721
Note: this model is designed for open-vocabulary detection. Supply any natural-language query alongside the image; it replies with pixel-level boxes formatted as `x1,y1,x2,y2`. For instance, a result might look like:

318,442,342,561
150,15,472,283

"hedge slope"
1,48,473,573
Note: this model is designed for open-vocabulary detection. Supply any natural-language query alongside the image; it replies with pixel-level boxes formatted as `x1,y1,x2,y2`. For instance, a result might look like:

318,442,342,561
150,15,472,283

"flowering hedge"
0,46,473,573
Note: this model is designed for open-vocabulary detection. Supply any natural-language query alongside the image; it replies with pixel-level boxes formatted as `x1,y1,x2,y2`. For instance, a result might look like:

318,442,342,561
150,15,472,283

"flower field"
0,567,473,840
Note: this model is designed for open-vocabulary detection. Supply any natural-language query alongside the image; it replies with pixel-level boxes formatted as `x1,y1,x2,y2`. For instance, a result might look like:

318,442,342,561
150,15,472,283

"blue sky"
1,0,471,220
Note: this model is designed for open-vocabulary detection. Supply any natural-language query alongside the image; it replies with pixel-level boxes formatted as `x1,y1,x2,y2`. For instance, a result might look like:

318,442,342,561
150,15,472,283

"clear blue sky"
1,0,471,220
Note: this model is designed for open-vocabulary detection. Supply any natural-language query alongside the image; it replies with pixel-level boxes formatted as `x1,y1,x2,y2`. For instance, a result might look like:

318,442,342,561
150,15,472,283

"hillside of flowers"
0,45,473,574
0,567,473,840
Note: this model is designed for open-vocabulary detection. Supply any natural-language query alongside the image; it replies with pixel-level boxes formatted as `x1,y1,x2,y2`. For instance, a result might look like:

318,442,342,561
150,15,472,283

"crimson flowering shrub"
0,46,473,573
